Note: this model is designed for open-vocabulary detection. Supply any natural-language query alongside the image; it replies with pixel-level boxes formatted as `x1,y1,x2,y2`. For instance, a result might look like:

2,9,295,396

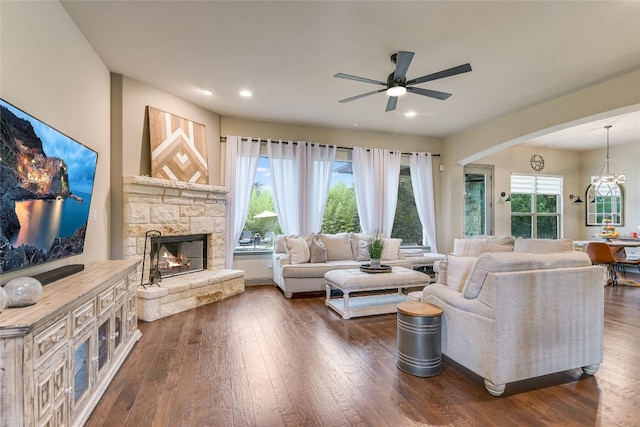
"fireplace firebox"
149,233,208,281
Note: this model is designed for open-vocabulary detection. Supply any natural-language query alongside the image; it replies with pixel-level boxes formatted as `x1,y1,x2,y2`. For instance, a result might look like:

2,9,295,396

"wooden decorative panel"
148,107,208,184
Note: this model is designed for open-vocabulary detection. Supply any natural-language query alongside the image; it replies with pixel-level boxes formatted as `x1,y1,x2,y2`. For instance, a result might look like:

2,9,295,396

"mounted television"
0,97,98,275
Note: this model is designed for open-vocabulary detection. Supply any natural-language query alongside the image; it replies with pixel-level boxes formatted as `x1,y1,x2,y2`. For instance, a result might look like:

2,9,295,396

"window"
510,174,563,239
240,147,428,251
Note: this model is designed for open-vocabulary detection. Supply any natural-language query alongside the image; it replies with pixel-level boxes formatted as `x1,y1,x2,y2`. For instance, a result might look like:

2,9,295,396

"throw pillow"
285,237,310,264
453,238,488,257
318,233,353,261
446,256,478,292
513,238,574,253
308,237,328,263
349,232,374,261
381,238,402,261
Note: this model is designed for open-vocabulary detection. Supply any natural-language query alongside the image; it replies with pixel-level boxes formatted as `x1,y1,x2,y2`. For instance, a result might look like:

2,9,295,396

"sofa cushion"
274,235,288,254
445,256,478,292
513,238,574,253
318,233,353,261
382,238,402,260
462,251,591,299
308,237,328,263
285,236,310,264
281,263,334,278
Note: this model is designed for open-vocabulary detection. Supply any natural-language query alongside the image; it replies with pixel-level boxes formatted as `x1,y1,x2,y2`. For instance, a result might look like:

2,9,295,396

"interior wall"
439,69,640,252
475,145,582,240
110,75,222,258
0,1,111,284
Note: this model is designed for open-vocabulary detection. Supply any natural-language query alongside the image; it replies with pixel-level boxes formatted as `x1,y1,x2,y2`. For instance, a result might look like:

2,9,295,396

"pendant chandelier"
591,125,626,185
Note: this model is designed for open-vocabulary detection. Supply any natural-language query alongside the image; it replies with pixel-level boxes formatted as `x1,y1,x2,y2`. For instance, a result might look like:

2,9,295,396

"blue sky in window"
254,157,352,193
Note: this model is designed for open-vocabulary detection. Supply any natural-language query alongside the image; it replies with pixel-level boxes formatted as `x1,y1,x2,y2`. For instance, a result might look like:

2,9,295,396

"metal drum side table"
396,301,443,377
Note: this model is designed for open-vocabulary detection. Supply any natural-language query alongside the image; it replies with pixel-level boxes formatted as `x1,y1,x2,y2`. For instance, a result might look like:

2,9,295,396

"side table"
396,301,443,377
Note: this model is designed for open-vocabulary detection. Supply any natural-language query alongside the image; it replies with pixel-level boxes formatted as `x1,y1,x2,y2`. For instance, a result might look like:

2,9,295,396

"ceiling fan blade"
385,96,398,112
407,86,452,100
334,73,387,86
407,63,472,85
393,51,415,81
339,88,387,103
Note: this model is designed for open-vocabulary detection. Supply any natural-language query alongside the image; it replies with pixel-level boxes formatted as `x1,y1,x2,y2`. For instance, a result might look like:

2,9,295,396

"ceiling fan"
334,51,472,112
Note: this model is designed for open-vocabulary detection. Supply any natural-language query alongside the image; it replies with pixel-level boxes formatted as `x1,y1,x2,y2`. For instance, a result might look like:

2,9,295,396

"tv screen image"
0,98,98,274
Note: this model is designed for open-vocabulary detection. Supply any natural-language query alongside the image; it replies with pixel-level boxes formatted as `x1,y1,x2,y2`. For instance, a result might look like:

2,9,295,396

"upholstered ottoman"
324,267,430,319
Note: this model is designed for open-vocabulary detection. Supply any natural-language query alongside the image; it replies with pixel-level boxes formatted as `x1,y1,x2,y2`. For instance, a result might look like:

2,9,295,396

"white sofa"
272,232,444,298
418,247,605,396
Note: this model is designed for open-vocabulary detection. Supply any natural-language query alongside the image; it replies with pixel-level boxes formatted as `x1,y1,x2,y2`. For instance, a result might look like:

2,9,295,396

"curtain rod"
220,136,440,157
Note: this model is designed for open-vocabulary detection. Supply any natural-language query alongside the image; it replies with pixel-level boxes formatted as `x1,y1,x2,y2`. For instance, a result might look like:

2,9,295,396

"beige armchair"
421,251,605,396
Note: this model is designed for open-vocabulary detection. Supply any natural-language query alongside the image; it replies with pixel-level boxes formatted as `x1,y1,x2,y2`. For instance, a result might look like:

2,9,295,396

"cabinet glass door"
97,317,110,371
72,329,94,412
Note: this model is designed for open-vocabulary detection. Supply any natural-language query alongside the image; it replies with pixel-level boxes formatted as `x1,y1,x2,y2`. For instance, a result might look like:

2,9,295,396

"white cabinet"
0,260,141,427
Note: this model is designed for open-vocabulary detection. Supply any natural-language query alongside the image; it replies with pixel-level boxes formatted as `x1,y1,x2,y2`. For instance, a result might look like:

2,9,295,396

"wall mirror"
585,183,623,226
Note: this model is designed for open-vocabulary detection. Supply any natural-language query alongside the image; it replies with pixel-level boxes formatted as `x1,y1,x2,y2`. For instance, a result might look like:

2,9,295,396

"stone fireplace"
122,176,244,321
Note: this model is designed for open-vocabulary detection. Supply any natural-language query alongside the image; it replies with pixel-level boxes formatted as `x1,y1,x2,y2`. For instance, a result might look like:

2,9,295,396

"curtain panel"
352,146,401,235
224,136,261,268
410,152,438,253
267,140,336,235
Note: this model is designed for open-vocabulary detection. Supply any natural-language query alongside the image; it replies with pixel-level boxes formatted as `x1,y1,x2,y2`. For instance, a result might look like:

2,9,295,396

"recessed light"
200,87,215,96
353,123,359,127
240,90,252,97
405,111,417,117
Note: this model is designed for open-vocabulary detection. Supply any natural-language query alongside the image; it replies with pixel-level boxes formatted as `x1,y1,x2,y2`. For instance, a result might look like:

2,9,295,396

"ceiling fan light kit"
334,50,472,112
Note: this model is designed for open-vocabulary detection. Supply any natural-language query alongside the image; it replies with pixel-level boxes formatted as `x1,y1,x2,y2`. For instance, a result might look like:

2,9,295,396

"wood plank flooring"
86,276,640,427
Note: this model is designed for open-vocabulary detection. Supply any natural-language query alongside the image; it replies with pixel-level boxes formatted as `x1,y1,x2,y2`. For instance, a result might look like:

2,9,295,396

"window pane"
510,194,531,213
391,173,423,246
536,195,558,213
240,156,281,251
321,160,359,234
536,216,559,239
511,216,532,238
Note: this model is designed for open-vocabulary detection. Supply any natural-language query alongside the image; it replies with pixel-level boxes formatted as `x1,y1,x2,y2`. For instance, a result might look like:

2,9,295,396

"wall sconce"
500,192,511,202
569,194,584,204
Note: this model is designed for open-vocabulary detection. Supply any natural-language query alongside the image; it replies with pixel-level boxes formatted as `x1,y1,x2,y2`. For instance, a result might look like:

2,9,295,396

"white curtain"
305,143,336,233
268,140,302,235
352,146,401,235
267,140,335,235
224,136,261,268
410,152,438,253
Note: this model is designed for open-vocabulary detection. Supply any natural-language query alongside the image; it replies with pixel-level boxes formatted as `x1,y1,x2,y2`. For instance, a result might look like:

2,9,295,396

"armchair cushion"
462,251,592,299
444,256,478,291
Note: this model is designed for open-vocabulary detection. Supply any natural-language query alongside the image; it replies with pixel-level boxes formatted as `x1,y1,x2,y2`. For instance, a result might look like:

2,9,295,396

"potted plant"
368,233,384,269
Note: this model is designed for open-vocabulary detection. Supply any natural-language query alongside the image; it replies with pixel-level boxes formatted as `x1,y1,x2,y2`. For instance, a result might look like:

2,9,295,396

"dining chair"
612,247,640,279
585,242,618,286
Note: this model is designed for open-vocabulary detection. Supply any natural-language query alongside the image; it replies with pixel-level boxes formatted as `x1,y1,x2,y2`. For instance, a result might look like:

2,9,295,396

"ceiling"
60,1,640,150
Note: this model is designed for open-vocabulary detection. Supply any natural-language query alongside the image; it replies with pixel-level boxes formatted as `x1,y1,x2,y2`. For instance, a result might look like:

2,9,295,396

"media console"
0,259,141,427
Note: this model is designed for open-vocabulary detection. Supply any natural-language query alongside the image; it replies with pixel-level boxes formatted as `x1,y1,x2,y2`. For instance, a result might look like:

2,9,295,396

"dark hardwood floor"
87,274,640,427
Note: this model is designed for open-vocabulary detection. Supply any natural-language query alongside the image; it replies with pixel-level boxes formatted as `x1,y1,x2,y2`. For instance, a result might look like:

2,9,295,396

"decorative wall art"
148,107,209,184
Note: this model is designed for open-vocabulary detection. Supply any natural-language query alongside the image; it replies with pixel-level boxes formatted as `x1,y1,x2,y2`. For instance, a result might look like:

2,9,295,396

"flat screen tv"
0,97,98,275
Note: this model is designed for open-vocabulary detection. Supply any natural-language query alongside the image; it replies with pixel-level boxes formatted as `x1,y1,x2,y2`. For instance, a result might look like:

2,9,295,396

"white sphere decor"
4,276,43,307
0,286,8,312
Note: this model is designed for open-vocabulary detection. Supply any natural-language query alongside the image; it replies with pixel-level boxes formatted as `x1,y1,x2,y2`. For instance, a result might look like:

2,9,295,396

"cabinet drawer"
114,278,128,301
35,318,68,363
98,288,115,315
72,300,96,333
127,270,138,289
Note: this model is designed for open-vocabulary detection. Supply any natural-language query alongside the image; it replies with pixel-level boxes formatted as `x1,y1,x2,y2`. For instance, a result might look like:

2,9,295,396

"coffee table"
324,267,431,319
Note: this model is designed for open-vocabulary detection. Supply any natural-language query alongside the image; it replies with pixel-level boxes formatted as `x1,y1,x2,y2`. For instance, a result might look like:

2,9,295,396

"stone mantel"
123,175,228,195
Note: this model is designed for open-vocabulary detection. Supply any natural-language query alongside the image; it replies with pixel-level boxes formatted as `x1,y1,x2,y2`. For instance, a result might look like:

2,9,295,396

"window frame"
510,174,563,239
